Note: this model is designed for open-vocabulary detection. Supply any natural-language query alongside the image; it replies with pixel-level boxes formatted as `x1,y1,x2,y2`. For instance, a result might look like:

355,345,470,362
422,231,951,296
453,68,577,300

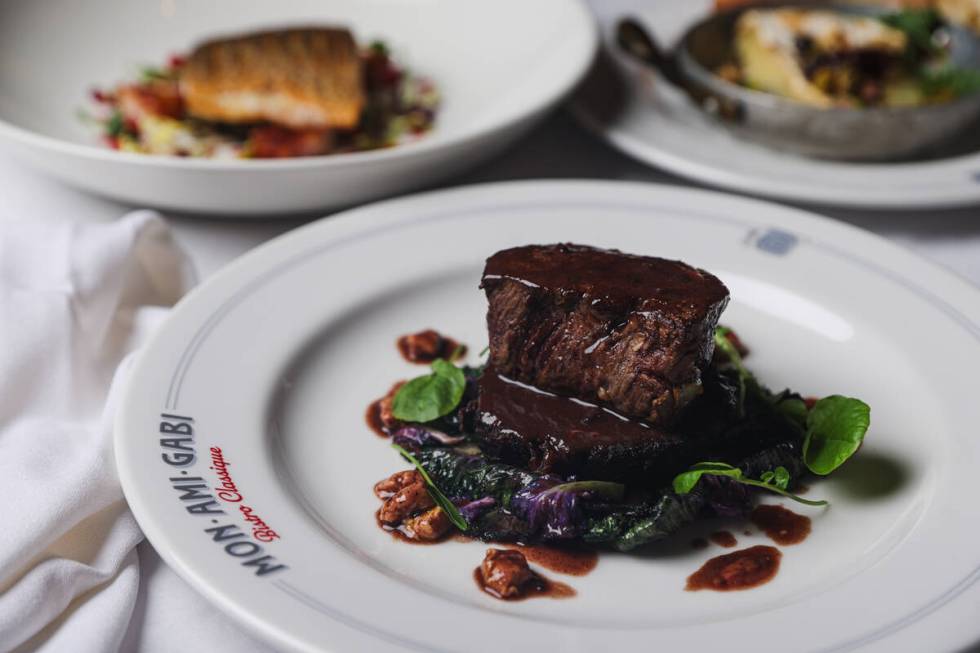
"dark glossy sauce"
686,545,781,591
478,370,680,464
396,329,466,364
365,380,405,437
510,544,598,576
750,505,811,546
473,567,575,601
709,530,737,548
482,244,728,312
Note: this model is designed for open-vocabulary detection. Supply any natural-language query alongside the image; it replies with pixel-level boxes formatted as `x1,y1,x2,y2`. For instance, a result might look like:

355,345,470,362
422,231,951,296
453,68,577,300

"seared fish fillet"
180,27,364,129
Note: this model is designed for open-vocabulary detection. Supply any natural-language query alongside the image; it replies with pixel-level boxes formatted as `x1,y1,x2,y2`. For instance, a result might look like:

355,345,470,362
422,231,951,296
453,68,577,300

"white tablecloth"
1,110,979,652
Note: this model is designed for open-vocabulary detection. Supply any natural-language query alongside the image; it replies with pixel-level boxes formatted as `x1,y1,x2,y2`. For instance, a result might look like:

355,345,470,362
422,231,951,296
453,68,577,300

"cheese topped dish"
726,7,980,107
84,27,438,158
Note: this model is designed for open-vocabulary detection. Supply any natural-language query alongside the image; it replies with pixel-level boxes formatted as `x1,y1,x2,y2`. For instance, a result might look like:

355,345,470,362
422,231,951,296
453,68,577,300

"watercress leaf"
672,463,743,495
392,443,468,531
773,466,791,490
674,462,827,506
690,461,738,472
391,358,467,422
803,395,871,476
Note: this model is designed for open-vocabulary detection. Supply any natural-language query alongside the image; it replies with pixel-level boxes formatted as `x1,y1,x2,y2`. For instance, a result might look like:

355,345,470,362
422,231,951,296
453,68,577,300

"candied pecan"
378,482,434,525
373,470,421,499
479,548,533,598
404,506,452,540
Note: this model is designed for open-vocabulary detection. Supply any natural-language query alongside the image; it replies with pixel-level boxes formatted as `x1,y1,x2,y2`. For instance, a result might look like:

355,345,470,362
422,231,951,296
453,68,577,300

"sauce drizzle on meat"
686,545,782,591
396,329,466,364
750,505,811,546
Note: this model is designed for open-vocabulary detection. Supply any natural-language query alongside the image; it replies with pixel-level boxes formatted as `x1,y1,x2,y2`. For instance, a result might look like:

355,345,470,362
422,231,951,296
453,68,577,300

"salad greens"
921,66,980,97
392,358,466,423
803,395,871,475
710,326,870,479
393,443,469,531
672,462,827,507
881,8,945,59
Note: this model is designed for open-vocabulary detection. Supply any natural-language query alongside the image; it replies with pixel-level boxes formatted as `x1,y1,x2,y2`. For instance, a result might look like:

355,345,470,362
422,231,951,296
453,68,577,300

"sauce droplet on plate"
751,505,811,545
686,545,781,591
709,530,737,548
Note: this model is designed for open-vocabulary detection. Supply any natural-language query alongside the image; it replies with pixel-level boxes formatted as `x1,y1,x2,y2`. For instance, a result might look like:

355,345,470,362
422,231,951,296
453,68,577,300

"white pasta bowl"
0,0,596,215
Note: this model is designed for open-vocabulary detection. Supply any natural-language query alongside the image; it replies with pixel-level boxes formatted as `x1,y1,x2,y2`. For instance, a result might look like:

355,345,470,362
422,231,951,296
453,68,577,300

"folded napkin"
0,212,269,652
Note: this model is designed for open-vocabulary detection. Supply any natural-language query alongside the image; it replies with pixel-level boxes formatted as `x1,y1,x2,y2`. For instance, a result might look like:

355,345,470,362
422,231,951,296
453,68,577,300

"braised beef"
482,244,729,425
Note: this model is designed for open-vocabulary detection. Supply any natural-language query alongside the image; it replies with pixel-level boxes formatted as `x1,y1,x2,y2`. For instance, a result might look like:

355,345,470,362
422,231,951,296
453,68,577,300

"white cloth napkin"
0,212,270,652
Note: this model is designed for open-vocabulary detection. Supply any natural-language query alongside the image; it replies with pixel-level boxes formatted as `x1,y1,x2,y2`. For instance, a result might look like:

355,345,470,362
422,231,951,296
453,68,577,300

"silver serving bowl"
617,4,980,160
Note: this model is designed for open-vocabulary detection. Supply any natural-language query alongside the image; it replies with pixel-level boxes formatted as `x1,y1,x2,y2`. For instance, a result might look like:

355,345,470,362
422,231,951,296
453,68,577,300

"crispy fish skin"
179,27,364,129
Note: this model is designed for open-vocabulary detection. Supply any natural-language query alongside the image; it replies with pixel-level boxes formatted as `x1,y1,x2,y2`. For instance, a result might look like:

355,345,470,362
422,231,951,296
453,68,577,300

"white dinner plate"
572,0,980,210
0,0,595,215
116,180,980,652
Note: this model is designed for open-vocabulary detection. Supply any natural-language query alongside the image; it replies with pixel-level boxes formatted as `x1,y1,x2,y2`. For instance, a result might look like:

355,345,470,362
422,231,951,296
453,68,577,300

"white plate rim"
115,179,980,652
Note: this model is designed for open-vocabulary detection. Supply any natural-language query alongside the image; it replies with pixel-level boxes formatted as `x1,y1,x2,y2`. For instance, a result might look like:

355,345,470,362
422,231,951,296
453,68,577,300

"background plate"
572,0,980,210
0,0,595,214
117,180,980,652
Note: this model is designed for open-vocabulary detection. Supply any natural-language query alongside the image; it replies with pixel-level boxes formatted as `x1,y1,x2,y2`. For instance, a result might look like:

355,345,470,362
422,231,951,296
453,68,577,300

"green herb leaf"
803,395,871,476
393,443,468,531
478,345,490,358
760,466,791,490
139,66,170,82
673,461,827,506
921,66,980,98
672,461,742,494
392,358,467,423
106,110,124,137
880,8,944,58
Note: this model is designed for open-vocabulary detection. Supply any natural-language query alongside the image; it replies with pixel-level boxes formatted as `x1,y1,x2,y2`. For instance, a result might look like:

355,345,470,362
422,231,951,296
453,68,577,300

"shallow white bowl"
0,0,596,215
